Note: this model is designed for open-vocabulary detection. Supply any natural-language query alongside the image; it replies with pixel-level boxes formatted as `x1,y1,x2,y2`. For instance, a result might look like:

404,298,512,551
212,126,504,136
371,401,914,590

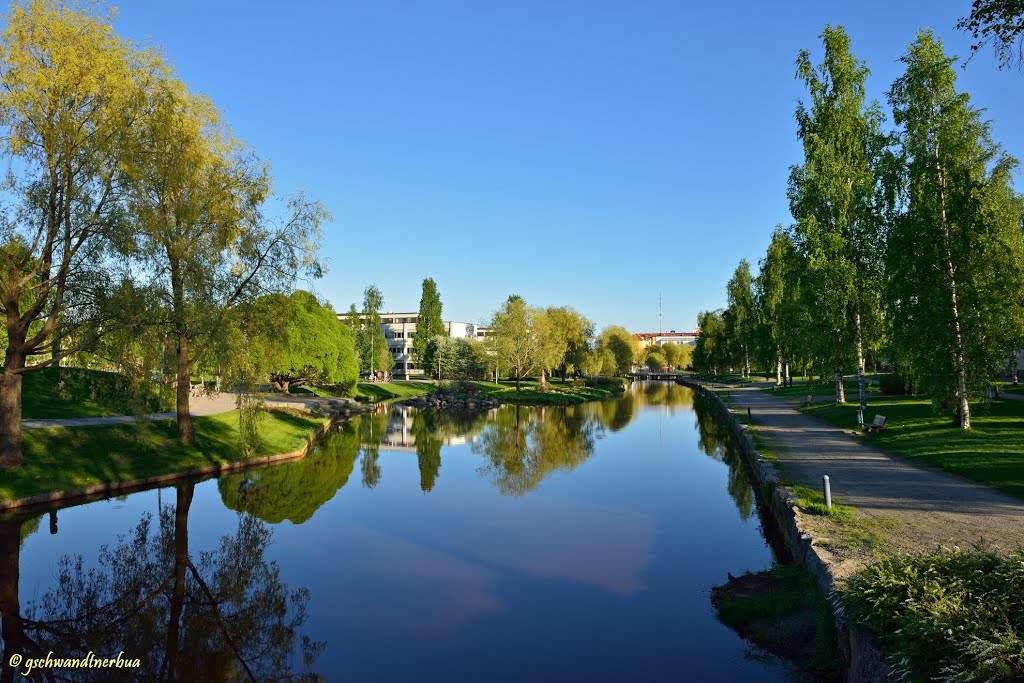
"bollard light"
823,475,832,511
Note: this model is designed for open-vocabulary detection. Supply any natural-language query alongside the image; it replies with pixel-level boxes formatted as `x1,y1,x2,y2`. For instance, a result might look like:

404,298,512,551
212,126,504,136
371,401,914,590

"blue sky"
113,1,1022,333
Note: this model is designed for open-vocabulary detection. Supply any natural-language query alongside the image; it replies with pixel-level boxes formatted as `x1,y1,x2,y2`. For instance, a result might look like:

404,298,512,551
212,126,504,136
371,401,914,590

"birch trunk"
855,311,867,413
835,366,846,404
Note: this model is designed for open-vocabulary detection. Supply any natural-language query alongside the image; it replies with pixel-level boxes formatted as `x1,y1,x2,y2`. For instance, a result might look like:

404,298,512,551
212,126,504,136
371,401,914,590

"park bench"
865,414,887,433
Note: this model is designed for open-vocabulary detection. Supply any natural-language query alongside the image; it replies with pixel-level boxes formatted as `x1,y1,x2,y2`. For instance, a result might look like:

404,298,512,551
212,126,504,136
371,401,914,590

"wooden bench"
865,414,887,433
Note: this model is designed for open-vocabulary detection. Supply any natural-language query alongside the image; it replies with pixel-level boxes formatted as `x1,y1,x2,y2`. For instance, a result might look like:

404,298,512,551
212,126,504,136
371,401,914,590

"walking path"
21,392,354,430
721,384,1024,563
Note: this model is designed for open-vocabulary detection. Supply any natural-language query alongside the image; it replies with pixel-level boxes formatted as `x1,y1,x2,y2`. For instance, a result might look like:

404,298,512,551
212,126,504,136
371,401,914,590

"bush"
843,547,1024,682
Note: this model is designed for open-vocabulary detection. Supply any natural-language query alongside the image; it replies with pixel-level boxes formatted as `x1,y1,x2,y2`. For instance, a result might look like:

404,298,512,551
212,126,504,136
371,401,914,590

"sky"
111,1,1023,333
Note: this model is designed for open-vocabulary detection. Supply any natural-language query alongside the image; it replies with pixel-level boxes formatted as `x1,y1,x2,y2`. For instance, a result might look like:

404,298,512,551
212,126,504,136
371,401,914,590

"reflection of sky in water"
14,383,794,682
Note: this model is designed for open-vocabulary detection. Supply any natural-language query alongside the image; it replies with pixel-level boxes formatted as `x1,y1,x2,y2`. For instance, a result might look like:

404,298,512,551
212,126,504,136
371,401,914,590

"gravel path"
725,385,1024,557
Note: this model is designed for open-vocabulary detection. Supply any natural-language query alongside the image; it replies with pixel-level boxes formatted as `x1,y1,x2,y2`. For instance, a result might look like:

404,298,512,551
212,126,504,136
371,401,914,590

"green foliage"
886,30,1024,428
844,547,1024,682
692,310,728,374
412,277,445,367
789,25,888,407
219,420,360,523
596,325,639,375
246,290,358,394
358,284,394,374
958,0,1024,69
424,336,487,380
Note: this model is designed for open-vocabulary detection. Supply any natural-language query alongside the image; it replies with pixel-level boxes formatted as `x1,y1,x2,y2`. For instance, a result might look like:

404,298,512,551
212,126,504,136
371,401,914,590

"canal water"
1,382,795,681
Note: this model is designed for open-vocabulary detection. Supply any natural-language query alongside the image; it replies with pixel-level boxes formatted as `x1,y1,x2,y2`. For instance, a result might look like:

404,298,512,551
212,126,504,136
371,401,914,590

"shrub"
843,547,1024,682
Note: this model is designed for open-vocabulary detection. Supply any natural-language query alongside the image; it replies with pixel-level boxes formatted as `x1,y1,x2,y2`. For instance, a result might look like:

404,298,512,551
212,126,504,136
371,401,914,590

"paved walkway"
21,392,353,430
722,384,1024,559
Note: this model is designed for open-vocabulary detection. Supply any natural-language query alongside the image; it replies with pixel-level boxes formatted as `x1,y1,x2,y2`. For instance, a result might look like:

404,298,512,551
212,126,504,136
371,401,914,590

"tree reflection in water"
219,422,361,524
692,393,756,521
0,485,322,682
473,404,600,496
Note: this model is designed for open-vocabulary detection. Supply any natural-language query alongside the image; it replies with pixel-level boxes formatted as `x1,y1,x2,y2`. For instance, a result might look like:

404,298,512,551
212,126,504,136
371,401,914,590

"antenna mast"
658,292,662,335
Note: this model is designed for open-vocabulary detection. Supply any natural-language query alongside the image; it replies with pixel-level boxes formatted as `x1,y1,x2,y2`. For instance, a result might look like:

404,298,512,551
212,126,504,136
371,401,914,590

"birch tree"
887,30,1024,430
789,25,887,409
725,259,755,377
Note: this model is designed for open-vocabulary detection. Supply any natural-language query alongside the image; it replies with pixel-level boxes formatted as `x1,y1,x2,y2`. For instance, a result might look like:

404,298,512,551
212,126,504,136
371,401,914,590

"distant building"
634,331,698,348
337,311,481,376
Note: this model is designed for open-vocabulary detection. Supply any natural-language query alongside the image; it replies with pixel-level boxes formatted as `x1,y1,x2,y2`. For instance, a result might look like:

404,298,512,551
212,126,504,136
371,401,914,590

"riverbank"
0,408,332,512
684,376,1024,681
680,377,894,680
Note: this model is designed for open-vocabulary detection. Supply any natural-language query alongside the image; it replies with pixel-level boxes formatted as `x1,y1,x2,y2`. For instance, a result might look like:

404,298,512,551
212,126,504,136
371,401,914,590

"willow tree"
887,31,1024,430
125,72,327,443
789,25,887,409
0,0,156,469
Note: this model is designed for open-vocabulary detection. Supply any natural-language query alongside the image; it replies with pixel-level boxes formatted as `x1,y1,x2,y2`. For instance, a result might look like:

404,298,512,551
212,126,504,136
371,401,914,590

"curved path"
724,384,1024,557
21,392,352,430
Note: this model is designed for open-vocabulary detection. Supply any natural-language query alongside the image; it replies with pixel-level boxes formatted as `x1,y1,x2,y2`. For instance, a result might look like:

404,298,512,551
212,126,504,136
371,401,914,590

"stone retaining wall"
678,378,892,683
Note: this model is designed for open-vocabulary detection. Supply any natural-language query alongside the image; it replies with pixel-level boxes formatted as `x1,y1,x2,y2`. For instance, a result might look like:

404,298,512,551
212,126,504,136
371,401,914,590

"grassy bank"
2,409,324,502
801,394,1024,500
466,377,628,405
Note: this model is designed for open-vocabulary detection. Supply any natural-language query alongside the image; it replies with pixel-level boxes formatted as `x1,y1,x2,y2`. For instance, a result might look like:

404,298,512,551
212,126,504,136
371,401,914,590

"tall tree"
756,227,805,387
958,0,1024,69
887,30,1024,430
489,295,547,391
692,310,727,375
412,277,444,370
0,0,155,469
359,284,393,376
789,25,887,409
124,72,327,444
725,259,755,377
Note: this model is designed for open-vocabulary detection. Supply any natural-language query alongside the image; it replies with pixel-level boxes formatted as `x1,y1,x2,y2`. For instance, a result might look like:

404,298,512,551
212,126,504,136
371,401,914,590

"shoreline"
0,382,628,516
676,376,893,682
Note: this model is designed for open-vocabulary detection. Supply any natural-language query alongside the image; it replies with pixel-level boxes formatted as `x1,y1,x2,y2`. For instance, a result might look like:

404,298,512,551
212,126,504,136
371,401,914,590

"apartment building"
337,311,481,376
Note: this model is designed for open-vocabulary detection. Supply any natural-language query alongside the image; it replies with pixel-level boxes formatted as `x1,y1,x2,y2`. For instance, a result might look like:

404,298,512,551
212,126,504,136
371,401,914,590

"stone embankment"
678,378,892,683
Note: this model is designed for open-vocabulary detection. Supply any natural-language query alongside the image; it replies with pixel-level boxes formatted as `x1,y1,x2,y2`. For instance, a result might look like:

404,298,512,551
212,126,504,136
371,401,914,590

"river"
0,381,795,681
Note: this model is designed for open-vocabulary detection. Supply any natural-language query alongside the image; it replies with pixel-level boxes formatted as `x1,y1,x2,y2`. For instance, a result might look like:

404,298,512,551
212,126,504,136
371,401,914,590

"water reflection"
0,485,321,682
472,405,601,496
692,392,756,522
220,423,360,524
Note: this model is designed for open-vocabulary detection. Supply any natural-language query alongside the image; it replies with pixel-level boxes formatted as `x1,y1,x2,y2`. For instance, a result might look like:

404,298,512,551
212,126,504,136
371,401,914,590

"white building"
338,311,480,377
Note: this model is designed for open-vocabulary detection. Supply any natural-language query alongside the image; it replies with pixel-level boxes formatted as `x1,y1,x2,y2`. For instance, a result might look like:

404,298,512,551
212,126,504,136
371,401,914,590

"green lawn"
2,409,324,502
21,366,160,419
466,378,627,405
803,394,1024,500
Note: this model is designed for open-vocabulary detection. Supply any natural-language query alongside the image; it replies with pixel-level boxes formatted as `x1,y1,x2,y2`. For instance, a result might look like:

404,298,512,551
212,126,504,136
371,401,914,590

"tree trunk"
515,366,521,392
0,520,25,683
176,332,194,444
835,366,846,404
855,311,867,414
776,358,782,386
165,484,194,679
1012,351,1019,385
931,84,970,431
0,359,24,470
